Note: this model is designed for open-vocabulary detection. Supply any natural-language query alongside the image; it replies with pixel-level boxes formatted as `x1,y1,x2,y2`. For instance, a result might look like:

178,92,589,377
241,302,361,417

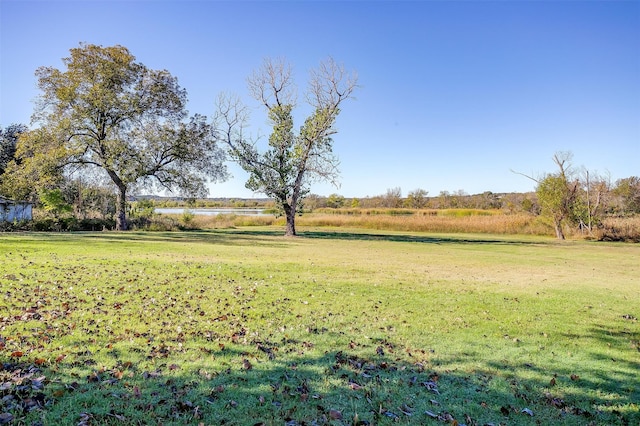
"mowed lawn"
1,228,638,425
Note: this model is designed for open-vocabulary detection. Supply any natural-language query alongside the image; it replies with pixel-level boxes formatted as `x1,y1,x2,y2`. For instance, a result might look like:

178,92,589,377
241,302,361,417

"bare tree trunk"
554,218,565,240
585,170,592,232
115,184,128,231
283,203,296,237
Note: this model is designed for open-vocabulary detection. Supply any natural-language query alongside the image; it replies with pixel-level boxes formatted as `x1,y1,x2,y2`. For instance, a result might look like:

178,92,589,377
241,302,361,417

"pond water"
155,208,271,216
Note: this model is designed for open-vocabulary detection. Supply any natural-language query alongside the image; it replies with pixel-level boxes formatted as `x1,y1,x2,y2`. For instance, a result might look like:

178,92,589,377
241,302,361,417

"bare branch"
307,57,358,110
247,58,296,109
510,168,541,184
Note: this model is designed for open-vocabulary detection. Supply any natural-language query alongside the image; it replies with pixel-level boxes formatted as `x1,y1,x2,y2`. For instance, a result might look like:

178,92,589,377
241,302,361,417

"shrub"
596,216,640,242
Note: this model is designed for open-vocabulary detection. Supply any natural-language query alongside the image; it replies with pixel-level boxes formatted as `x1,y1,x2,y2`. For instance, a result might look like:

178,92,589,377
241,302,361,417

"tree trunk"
283,203,296,237
115,184,128,231
553,218,565,240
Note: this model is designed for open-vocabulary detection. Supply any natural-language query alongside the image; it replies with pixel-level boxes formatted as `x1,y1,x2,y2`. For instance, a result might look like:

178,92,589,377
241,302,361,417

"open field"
1,228,639,425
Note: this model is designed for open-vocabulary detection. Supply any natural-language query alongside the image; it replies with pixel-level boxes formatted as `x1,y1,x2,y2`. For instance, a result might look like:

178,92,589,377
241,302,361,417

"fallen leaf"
398,404,413,416
383,411,399,420
348,381,363,390
422,380,440,394
0,413,14,424
425,410,438,419
549,377,556,386
570,374,580,381
329,409,342,420
521,408,534,416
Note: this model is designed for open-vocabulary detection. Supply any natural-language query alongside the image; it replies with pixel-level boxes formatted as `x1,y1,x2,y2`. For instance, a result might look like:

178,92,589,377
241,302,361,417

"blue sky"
1,0,638,198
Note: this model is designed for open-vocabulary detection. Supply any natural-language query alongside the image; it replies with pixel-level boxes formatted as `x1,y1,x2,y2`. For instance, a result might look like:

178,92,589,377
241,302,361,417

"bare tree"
214,58,358,236
576,169,611,234
382,187,403,208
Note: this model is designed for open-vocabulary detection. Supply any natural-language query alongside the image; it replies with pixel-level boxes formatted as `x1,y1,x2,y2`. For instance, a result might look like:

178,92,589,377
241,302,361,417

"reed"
597,216,640,242
154,212,282,229
295,212,542,235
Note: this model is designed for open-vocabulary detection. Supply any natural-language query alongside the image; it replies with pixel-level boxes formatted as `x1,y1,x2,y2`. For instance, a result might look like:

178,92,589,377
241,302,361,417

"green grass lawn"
1,227,638,425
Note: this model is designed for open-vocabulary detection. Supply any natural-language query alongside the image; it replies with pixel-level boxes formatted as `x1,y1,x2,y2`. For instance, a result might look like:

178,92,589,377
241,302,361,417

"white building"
0,196,33,221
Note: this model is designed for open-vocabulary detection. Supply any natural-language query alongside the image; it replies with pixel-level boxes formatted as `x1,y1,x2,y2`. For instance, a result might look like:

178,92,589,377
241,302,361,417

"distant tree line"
269,168,640,226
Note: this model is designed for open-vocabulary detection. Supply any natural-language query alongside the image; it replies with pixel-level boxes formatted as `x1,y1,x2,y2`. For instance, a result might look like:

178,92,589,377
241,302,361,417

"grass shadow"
298,229,549,246
7,330,638,426
8,230,288,249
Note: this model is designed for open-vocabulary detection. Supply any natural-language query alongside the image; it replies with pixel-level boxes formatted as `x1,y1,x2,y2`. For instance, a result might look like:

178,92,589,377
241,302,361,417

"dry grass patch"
294,212,544,235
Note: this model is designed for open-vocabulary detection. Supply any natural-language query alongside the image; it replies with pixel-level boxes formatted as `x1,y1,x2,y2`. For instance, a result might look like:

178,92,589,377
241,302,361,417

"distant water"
155,208,270,216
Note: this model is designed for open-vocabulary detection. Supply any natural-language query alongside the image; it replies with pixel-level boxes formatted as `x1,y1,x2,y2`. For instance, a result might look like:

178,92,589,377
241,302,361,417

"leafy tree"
39,188,72,218
0,127,66,202
326,193,346,209
0,123,27,178
12,43,226,230
520,196,539,214
535,152,580,239
406,188,428,209
613,176,640,214
214,57,357,236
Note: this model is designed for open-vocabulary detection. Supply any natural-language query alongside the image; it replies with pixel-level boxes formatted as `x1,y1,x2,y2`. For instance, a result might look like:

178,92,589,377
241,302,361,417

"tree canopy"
5,43,226,230
0,123,27,178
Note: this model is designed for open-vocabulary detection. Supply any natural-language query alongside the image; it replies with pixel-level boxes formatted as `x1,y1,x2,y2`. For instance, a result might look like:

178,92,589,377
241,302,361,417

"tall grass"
182,213,281,229
150,209,640,240
154,210,541,235
295,212,546,234
313,208,498,217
